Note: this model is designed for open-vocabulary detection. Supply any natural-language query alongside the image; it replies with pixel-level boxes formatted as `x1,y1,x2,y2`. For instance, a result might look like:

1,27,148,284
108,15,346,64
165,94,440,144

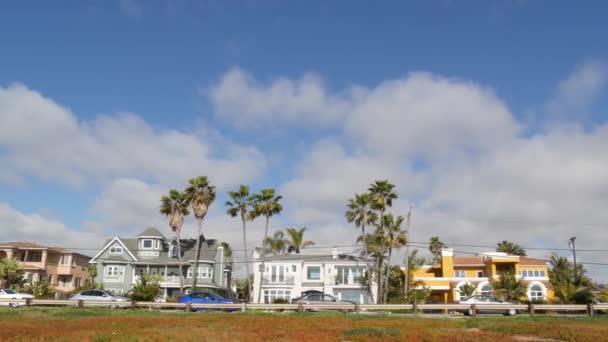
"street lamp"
568,237,577,284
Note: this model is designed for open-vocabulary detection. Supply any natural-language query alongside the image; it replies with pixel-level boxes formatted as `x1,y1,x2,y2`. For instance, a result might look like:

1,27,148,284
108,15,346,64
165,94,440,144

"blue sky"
1,0,608,280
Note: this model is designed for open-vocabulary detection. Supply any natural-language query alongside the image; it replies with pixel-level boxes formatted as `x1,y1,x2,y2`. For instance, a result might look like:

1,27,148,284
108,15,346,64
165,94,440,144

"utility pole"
404,206,413,299
569,237,578,285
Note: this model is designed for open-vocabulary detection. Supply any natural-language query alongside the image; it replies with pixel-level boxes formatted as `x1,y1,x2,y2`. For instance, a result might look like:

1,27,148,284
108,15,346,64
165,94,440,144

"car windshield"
2,289,16,294
206,293,223,300
104,290,118,297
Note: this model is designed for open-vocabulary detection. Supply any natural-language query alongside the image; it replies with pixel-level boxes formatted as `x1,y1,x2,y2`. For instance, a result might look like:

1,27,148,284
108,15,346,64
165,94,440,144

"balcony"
261,276,294,285
332,276,364,287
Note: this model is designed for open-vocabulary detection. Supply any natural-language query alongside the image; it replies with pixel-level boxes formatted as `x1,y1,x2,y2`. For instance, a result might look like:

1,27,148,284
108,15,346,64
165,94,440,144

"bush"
165,296,180,303
129,274,162,301
272,298,289,304
29,279,55,299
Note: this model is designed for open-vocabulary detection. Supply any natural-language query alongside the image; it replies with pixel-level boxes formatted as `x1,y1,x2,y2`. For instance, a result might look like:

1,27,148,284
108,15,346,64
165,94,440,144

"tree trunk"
376,255,383,303
257,216,270,303
241,215,251,303
361,224,375,304
176,234,184,296
383,247,392,303
192,219,203,291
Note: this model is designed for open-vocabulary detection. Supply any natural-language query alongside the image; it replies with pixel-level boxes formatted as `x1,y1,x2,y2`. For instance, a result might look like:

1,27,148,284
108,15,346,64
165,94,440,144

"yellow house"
409,249,554,303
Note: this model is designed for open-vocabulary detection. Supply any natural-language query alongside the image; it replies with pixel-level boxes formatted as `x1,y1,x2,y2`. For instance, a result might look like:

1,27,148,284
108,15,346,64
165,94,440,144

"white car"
0,288,34,308
458,295,518,316
70,290,129,302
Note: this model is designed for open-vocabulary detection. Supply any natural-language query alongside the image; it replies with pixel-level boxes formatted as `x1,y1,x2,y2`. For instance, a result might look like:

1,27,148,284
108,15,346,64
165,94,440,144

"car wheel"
9,303,19,308
466,309,473,316
506,308,517,316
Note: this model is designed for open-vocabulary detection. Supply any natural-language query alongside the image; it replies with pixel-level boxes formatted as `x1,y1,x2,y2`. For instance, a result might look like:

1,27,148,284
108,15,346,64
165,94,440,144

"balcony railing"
261,276,294,285
332,276,363,286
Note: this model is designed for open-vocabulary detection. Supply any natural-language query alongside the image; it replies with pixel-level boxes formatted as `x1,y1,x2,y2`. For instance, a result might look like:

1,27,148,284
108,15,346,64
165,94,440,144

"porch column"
41,250,48,266
146,264,150,273
164,265,168,278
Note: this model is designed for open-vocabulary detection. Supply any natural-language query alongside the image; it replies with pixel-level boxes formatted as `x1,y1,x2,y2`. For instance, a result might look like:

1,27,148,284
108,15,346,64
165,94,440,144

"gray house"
89,227,232,299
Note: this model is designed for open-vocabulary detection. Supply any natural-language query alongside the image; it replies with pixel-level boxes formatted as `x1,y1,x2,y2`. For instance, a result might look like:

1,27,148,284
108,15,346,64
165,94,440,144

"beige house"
0,242,91,293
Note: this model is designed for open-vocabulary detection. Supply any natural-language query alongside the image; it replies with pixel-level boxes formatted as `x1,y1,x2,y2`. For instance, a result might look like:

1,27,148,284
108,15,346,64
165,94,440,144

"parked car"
70,290,130,303
457,295,518,316
0,289,34,308
292,293,356,311
178,291,239,312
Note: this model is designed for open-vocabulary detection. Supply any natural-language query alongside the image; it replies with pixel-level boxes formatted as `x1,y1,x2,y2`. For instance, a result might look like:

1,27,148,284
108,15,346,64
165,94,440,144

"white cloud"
547,61,607,116
0,203,104,253
209,67,359,128
0,83,265,189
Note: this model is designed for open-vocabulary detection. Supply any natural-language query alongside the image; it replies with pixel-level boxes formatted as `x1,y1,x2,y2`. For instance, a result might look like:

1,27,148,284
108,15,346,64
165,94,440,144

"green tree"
29,278,54,299
491,271,527,302
264,231,287,255
225,184,255,300
0,257,25,288
358,227,387,303
429,236,446,264
459,283,476,298
220,242,233,258
285,227,315,254
496,240,527,256
251,188,283,302
549,253,593,303
385,265,406,303
345,193,378,303
382,214,407,303
404,249,425,301
87,264,98,283
129,273,163,301
160,189,190,295
184,176,216,291
367,180,397,303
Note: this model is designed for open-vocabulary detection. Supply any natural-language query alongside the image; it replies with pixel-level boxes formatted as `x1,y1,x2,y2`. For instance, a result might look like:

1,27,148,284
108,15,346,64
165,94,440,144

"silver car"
292,293,356,311
70,290,129,303
0,289,34,308
458,295,518,316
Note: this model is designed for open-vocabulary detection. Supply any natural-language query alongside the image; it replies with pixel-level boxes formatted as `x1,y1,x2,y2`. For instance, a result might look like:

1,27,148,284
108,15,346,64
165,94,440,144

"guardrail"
1,299,605,316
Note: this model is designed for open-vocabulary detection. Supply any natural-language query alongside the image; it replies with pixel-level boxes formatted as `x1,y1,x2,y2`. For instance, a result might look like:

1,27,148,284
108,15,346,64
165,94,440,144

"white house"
251,248,378,304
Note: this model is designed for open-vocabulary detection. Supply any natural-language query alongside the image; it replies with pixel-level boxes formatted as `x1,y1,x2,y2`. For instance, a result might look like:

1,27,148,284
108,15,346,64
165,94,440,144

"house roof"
453,256,485,266
519,257,548,266
0,241,90,258
262,253,368,263
137,227,166,239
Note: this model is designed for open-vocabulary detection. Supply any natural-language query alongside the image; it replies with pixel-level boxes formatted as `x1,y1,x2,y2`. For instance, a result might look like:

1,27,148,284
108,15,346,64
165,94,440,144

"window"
59,255,71,265
520,270,527,278
74,278,81,288
306,266,321,280
336,266,365,285
105,265,125,277
481,285,492,296
291,265,296,272
476,271,485,278
187,266,212,279
539,270,545,277
263,289,291,304
154,240,160,249
530,285,543,301
110,244,123,254
533,270,540,277
455,270,466,278
26,252,42,262
141,239,153,249
170,245,177,257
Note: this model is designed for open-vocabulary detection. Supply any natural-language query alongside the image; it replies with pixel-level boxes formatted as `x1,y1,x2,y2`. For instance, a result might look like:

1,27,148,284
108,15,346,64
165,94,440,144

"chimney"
332,248,339,259
440,248,454,277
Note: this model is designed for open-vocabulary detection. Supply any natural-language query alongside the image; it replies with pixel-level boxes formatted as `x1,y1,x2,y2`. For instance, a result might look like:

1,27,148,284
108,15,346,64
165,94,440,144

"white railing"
1,298,603,316
261,276,295,285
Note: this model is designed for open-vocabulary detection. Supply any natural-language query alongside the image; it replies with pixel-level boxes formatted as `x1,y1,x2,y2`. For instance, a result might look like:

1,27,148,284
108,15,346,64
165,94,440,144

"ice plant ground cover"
0,308,607,341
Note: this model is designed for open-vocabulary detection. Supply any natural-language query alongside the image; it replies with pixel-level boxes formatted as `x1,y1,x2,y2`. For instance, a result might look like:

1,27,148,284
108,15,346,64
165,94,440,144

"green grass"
343,327,400,338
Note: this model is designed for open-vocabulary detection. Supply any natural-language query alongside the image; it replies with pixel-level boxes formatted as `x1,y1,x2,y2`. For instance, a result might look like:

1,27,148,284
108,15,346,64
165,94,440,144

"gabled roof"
137,227,166,239
90,237,138,263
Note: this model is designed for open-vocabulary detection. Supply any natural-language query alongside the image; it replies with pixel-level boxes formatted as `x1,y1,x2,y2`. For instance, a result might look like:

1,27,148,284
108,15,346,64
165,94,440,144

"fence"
1,298,607,316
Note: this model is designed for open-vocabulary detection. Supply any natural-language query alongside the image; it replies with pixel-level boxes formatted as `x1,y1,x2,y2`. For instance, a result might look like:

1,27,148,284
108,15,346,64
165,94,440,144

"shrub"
272,298,289,304
165,296,180,303
129,274,162,301
29,279,55,299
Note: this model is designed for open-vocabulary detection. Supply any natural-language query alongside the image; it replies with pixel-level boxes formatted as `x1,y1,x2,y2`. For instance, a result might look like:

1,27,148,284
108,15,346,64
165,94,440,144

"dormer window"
170,244,177,257
110,244,123,254
141,239,153,249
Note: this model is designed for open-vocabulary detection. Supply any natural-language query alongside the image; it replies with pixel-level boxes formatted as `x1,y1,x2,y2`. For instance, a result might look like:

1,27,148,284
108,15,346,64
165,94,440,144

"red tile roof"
519,257,548,266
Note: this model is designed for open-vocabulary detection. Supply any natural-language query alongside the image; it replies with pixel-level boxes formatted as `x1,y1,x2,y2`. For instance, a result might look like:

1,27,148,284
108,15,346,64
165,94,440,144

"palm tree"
429,236,447,264
184,176,216,290
285,227,315,254
368,180,398,232
496,240,527,256
491,270,527,302
220,242,233,258
345,193,378,303
160,189,190,295
0,257,25,288
251,188,283,303
382,214,407,303
225,185,255,301
264,231,287,255
358,227,387,303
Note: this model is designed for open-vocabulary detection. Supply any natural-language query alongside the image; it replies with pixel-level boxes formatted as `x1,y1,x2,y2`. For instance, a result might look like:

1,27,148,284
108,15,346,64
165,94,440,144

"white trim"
527,281,547,301
90,237,137,262
137,236,165,239
414,277,489,282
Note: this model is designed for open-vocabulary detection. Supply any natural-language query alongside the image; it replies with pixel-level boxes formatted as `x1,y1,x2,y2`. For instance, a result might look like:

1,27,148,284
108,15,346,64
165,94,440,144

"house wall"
252,258,377,304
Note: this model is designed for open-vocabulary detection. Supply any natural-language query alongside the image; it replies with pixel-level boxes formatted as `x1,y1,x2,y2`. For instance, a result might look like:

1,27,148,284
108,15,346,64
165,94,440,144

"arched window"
530,285,543,301
481,285,492,296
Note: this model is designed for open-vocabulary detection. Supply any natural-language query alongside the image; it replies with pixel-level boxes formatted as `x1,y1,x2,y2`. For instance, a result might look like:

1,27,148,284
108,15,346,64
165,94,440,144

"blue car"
178,292,239,312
